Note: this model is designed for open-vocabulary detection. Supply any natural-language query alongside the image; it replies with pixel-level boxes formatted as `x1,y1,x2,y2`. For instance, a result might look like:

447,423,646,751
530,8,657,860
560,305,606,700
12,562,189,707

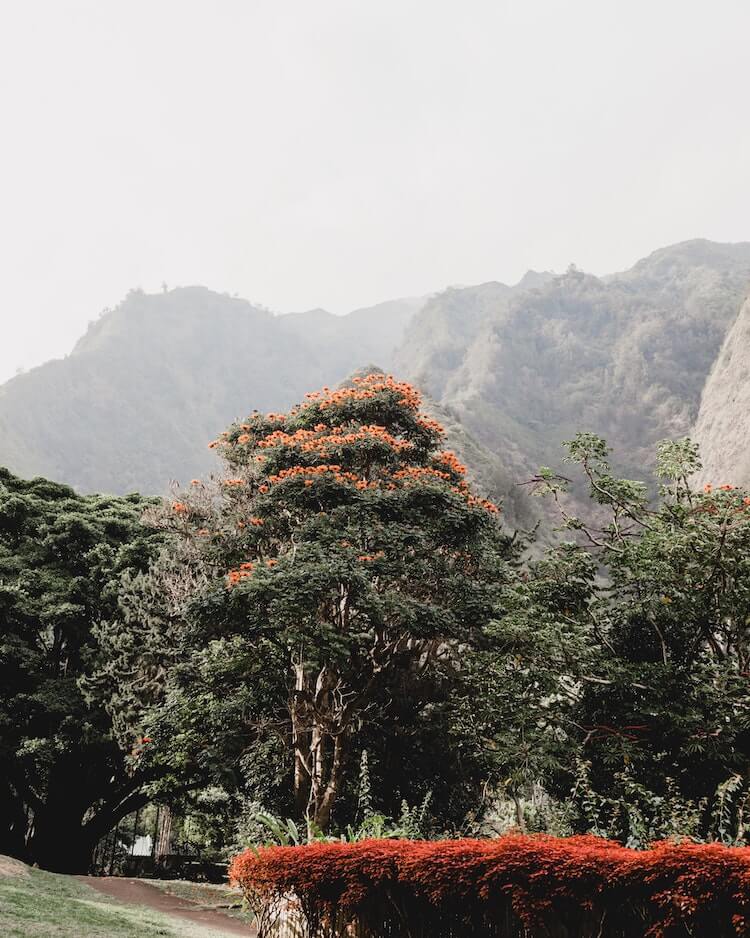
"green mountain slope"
396,240,750,489
0,287,422,494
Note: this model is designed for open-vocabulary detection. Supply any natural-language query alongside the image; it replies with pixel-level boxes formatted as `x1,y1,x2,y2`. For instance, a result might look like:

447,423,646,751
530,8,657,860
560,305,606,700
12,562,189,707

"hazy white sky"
1,1,749,383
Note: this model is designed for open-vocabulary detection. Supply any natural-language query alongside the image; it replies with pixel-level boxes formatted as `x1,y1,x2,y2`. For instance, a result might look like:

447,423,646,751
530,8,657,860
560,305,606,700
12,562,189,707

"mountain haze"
399,240,750,490
1,239,750,530
0,288,423,494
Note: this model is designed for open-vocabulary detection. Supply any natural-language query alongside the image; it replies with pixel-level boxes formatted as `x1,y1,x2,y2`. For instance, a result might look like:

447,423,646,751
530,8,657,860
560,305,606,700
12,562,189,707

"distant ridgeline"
1,239,749,533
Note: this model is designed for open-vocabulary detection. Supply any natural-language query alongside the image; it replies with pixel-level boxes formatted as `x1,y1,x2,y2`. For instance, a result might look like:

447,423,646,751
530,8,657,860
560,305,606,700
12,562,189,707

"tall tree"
145,374,513,833
0,469,163,871
529,435,750,842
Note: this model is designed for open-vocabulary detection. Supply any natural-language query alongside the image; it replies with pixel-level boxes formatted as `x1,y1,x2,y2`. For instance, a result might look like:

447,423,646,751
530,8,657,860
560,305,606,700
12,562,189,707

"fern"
711,774,745,845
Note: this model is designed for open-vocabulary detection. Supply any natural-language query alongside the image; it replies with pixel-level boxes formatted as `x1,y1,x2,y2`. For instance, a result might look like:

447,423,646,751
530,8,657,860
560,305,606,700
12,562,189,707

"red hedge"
229,835,750,937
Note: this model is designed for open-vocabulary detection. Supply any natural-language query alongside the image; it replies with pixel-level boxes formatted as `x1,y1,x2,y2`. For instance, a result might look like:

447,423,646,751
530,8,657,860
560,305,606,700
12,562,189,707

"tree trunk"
292,663,312,816
316,731,347,832
155,806,173,860
0,785,30,862
26,808,101,873
17,775,150,873
291,662,352,837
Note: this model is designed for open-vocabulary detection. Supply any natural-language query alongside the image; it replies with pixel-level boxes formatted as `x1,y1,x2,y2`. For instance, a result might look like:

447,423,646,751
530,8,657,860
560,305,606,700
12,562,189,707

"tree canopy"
519,435,750,843
0,469,163,871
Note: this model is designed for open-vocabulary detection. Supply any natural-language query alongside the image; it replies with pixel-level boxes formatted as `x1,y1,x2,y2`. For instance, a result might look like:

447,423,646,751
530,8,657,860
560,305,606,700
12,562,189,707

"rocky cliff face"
693,295,750,487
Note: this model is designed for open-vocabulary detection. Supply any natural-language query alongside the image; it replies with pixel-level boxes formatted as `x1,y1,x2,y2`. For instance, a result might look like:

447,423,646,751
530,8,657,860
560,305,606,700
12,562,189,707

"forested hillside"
1,239,749,524
398,240,750,493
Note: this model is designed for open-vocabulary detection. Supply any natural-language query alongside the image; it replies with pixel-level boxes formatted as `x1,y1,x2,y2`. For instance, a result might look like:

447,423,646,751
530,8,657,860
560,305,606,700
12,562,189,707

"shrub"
229,835,750,937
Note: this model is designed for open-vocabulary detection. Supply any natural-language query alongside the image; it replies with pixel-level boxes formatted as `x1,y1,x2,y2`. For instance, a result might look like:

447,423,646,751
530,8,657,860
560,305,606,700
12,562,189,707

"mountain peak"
0,288,422,494
516,269,555,290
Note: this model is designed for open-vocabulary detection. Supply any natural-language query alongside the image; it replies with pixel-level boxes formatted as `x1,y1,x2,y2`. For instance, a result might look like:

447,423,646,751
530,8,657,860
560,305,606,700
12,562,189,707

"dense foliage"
7,365,750,877
230,835,750,937
0,469,163,871
519,435,750,843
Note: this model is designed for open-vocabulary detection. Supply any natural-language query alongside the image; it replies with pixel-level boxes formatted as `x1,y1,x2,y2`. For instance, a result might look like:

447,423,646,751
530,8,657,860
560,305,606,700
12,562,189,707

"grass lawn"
0,859,249,938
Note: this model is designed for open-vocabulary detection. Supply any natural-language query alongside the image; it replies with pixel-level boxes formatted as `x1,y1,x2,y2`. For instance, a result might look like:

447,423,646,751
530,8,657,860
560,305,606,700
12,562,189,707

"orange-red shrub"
229,835,750,937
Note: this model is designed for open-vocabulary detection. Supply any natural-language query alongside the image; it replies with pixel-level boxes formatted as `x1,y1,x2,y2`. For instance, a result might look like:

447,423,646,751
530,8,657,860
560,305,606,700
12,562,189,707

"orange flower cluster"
468,495,500,514
435,450,467,475
249,516,264,526
227,557,280,585
208,430,232,449
227,560,255,586
223,478,246,487
266,465,367,488
387,467,498,514
301,374,422,412
392,466,463,486
698,484,750,513
172,502,188,514
256,424,412,454
357,551,385,562
255,462,498,513
416,415,445,435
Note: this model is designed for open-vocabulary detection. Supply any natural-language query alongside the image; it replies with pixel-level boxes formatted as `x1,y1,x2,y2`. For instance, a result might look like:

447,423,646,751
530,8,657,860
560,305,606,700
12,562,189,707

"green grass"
0,865,247,938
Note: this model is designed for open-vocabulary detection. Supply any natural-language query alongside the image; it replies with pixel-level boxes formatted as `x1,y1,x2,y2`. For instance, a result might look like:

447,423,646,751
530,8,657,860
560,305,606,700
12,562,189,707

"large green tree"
525,435,750,843
0,469,163,871
140,374,514,834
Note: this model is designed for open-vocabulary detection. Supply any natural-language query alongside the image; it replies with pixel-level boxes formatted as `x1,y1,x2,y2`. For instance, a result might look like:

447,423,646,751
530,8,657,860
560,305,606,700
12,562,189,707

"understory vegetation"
3,373,750,876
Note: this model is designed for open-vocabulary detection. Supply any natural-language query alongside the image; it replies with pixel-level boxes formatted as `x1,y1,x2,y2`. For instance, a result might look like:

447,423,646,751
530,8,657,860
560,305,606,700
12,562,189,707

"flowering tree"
152,374,512,833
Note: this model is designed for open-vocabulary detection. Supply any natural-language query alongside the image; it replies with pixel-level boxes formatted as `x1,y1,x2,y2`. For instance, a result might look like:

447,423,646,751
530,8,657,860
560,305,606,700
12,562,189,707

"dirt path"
78,876,257,936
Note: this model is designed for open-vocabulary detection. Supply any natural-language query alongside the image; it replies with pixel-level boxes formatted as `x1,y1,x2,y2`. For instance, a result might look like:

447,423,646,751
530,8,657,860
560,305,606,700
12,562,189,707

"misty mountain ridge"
1,239,750,532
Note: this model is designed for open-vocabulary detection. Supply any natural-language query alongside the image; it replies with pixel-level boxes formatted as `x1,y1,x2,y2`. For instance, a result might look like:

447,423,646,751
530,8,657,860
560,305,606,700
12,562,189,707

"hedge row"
229,835,750,937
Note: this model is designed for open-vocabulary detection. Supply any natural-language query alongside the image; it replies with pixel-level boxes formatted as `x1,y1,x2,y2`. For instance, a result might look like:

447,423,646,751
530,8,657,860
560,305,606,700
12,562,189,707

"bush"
229,835,750,937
